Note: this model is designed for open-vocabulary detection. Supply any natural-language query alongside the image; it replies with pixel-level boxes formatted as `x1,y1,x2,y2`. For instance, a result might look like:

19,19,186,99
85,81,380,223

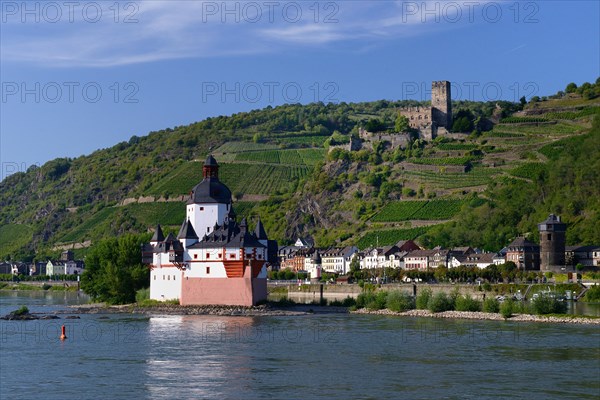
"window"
194,254,198,260
173,275,176,281
167,275,170,280
207,227,210,233
206,253,210,259
153,275,156,280
218,253,222,258
206,267,210,274
200,207,204,211
547,234,552,240
229,254,235,259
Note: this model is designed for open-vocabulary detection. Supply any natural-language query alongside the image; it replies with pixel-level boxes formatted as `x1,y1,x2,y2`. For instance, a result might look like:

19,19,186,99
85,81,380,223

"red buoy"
60,325,67,341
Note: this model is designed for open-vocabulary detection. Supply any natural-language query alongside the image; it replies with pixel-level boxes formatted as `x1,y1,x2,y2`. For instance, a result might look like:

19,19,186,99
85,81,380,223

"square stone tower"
538,214,567,272
431,81,452,129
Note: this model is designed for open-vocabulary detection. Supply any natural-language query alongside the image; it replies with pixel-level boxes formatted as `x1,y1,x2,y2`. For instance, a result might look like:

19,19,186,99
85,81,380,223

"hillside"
1,80,599,261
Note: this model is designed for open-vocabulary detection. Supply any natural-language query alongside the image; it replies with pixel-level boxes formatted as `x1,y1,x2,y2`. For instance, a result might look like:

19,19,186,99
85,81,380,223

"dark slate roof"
508,237,539,249
151,224,165,242
177,219,199,240
204,154,218,166
311,250,321,263
155,233,184,253
188,218,265,249
187,176,232,205
255,218,268,240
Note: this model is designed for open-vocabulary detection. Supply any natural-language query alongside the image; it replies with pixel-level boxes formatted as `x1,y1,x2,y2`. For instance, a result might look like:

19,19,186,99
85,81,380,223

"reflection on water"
1,293,599,399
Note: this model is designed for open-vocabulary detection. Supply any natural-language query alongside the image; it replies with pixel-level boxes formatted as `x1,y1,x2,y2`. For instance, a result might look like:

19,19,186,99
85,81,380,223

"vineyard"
232,201,258,218
400,168,497,189
124,202,185,227
494,122,581,135
436,143,479,151
0,224,33,260
499,117,549,124
371,199,466,222
146,161,310,196
509,163,548,180
409,156,477,166
234,148,325,166
59,207,118,243
544,107,599,120
356,226,434,249
214,142,278,153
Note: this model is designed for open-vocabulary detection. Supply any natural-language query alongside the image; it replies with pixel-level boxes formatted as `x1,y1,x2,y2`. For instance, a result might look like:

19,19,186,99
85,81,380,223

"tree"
519,96,527,107
81,234,150,304
565,82,578,93
395,114,410,133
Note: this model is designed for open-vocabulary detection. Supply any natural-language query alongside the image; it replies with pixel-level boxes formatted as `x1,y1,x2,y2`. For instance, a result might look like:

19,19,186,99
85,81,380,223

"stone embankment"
70,303,348,317
352,308,600,325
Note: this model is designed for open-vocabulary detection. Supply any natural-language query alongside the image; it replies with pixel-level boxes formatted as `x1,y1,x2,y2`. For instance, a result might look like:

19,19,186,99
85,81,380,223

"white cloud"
0,0,490,67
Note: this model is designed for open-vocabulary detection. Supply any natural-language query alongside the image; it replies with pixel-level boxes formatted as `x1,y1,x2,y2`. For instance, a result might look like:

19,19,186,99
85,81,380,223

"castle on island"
141,155,276,306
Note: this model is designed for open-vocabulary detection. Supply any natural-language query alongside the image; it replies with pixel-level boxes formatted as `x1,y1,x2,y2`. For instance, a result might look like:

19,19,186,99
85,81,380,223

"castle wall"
181,265,267,306
150,266,183,301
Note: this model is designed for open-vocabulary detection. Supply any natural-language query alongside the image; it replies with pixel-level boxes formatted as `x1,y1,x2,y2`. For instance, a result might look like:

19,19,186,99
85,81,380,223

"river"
1,292,599,399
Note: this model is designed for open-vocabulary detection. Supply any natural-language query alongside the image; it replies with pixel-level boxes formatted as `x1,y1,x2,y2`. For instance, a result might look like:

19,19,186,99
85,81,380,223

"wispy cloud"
0,0,498,68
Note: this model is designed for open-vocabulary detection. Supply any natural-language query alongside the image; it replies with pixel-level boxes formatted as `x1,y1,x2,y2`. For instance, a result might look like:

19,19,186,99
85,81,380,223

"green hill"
1,79,599,260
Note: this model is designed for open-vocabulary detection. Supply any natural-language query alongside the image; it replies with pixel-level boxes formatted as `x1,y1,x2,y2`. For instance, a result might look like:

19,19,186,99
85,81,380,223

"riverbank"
352,308,600,325
67,303,349,317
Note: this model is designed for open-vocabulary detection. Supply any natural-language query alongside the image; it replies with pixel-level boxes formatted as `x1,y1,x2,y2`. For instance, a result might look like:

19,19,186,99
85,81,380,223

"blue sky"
1,0,598,177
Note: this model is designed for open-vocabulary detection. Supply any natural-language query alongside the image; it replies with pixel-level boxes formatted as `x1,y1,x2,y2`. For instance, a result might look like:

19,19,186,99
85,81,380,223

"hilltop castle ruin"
399,81,453,140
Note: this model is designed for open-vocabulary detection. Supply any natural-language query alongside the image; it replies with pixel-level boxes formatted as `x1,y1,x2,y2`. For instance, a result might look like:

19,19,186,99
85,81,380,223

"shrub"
500,299,514,318
14,305,29,315
482,282,492,292
135,288,150,303
482,298,500,313
356,291,376,309
583,285,600,302
342,296,357,307
427,292,455,313
386,290,415,312
366,291,388,310
416,288,432,309
531,295,567,315
42,283,52,290
454,295,482,312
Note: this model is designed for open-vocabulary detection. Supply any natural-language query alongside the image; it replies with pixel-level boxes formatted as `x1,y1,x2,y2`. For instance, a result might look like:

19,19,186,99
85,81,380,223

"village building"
142,155,272,306
403,249,436,270
450,253,497,269
565,245,600,268
46,251,85,276
506,237,540,270
320,246,358,274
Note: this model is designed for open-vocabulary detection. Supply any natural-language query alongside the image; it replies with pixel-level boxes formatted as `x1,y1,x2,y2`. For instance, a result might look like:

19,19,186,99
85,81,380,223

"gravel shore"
68,303,348,317
351,308,600,324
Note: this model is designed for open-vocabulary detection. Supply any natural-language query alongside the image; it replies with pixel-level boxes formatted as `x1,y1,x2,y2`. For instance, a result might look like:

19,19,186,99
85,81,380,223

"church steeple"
202,155,219,179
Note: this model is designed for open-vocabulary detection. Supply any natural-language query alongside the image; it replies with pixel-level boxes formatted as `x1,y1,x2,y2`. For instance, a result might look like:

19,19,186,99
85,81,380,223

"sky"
1,0,599,179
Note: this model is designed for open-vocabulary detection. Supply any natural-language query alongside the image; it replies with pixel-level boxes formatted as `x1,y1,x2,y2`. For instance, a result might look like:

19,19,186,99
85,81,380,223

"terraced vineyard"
123,202,185,227
509,162,548,180
0,224,33,259
59,207,118,243
409,156,477,166
356,226,435,249
400,167,498,189
234,148,326,166
372,199,466,222
214,142,278,153
147,161,310,196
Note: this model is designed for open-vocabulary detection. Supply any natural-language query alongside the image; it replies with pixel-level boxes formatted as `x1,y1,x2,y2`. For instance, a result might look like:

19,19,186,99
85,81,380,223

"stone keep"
538,214,566,272
431,81,452,130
